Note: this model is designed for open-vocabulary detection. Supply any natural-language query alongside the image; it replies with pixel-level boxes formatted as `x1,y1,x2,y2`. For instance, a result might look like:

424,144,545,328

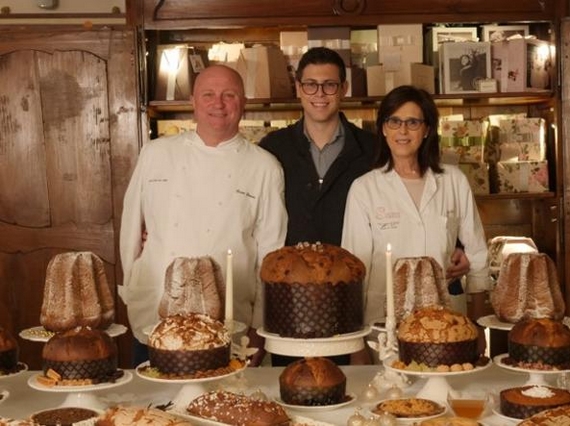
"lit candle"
225,249,233,323
385,243,394,319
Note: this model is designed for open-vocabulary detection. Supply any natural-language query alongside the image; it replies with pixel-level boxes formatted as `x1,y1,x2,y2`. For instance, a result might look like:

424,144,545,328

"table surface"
0,363,563,425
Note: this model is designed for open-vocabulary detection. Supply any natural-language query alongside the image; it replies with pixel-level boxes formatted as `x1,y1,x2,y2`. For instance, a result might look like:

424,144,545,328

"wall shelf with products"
133,0,569,303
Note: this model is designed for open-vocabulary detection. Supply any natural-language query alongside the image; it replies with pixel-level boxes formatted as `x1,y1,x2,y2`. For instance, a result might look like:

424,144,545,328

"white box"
377,24,422,86
505,38,553,92
440,41,492,94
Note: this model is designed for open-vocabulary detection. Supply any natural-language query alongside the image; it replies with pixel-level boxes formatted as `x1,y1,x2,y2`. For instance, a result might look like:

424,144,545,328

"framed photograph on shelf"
424,26,478,65
440,41,492,94
481,25,529,42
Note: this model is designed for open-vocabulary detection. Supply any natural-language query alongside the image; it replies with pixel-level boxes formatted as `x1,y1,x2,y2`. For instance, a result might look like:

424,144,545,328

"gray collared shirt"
306,123,345,183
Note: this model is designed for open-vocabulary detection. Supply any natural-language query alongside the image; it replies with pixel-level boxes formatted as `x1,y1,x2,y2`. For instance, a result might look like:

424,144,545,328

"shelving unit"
132,0,569,307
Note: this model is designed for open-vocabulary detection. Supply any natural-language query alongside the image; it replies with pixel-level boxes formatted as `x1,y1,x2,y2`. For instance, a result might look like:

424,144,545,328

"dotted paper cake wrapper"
0,349,18,371
397,340,478,367
509,342,570,367
279,381,346,406
264,281,363,338
42,357,117,380
149,344,230,375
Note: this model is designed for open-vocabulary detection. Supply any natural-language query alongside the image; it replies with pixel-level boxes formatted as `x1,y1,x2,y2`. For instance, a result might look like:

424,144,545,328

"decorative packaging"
458,163,490,195
439,120,488,163
495,160,549,193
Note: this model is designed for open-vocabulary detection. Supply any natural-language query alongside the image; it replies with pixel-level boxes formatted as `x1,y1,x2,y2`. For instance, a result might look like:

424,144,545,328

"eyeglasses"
299,81,341,95
384,116,425,131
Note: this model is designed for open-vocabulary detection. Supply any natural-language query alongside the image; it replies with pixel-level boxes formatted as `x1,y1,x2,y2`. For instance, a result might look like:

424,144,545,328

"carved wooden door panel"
0,29,140,368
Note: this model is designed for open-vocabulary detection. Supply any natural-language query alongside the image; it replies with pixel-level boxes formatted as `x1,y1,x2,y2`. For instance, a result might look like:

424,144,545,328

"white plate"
19,323,128,342
383,356,492,377
493,353,570,375
477,315,570,331
0,390,8,405
174,409,336,426
491,407,522,423
135,360,247,383
0,362,28,379
28,370,132,392
274,393,356,412
371,398,446,424
257,327,371,357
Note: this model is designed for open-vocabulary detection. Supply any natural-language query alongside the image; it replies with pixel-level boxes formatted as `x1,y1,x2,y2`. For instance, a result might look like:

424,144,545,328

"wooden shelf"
475,192,556,201
147,92,554,114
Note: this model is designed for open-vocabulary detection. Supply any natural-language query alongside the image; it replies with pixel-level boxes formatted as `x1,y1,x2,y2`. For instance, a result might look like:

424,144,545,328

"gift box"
499,142,545,162
377,24,423,87
236,45,294,99
439,120,488,163
154,45,209,101
307,26,351,66
458,163,490,195
504,38,553,92
495,160,549,193
499,117,546,144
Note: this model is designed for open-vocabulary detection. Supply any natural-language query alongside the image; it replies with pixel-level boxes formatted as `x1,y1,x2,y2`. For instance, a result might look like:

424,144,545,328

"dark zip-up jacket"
259,113,379,246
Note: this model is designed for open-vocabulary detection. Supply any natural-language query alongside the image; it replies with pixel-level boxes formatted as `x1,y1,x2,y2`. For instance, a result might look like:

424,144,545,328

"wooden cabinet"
0,28,141,369
134,1,569,308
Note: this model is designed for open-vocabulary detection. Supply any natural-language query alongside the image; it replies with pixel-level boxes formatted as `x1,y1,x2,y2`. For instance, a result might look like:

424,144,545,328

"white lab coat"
119,131,287,342
341,164,488,325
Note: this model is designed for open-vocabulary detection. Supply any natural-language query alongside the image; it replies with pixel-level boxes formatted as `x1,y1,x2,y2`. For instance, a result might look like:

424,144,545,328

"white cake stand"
257,326,371,357
135,360,248,414
27,370,133,410
383,356,492,403
493,353,569,387
19,323,128,342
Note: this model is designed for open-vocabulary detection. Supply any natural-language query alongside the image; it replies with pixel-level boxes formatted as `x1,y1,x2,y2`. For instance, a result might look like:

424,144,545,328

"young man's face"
296,63,348,125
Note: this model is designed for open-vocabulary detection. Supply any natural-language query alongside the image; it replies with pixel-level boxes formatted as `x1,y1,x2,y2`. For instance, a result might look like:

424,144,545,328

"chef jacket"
119,131,287,342
341,164,489,325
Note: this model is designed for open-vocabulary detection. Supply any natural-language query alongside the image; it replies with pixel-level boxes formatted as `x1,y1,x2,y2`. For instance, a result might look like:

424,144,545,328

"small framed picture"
440,41,492,94
481,25,529,42
425,26,478,65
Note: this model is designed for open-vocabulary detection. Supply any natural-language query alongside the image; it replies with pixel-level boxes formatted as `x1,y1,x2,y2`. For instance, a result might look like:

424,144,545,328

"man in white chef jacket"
119,65,287,367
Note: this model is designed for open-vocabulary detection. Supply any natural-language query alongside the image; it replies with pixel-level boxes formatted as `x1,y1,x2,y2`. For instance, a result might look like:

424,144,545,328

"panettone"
507,317,570,368
397,306,480,368
148,313,230,375
0,326,18,372
261,242,364,338
491,252,565,323
41,326,119,383
279,357,347,406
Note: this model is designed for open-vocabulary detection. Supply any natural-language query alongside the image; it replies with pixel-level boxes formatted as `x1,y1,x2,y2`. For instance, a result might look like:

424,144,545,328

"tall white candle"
225,249,233,323
385,243,394,319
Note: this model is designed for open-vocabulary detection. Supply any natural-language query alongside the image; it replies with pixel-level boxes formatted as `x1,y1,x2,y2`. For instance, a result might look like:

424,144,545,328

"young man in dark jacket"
259,47,378,248
259,47,378,365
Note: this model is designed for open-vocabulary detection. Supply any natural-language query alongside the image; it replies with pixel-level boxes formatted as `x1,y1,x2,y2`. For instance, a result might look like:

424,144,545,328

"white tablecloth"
0,364,557,425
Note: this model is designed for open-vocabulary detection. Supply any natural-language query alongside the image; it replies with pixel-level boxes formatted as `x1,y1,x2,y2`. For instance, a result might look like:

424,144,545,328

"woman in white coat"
342,85,489,350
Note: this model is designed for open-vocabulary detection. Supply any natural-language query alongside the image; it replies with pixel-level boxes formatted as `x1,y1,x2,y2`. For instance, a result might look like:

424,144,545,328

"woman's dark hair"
374,85,443,176
295,47,347,83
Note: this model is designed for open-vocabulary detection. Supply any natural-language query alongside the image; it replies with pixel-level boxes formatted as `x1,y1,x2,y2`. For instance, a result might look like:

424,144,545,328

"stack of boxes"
439,119,490,195
494,118,549,193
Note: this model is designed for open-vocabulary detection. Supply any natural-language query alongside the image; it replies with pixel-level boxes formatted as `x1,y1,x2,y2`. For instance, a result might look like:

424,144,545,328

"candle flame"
227,249,232,255
387,243,392,252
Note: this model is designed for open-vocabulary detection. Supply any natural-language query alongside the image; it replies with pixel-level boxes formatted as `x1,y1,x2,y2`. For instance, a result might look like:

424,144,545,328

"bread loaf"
96,406,193,425
187,390,290,425
40,251,115,332
159,256,224,320
393,257,451,322
491,252,565,322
